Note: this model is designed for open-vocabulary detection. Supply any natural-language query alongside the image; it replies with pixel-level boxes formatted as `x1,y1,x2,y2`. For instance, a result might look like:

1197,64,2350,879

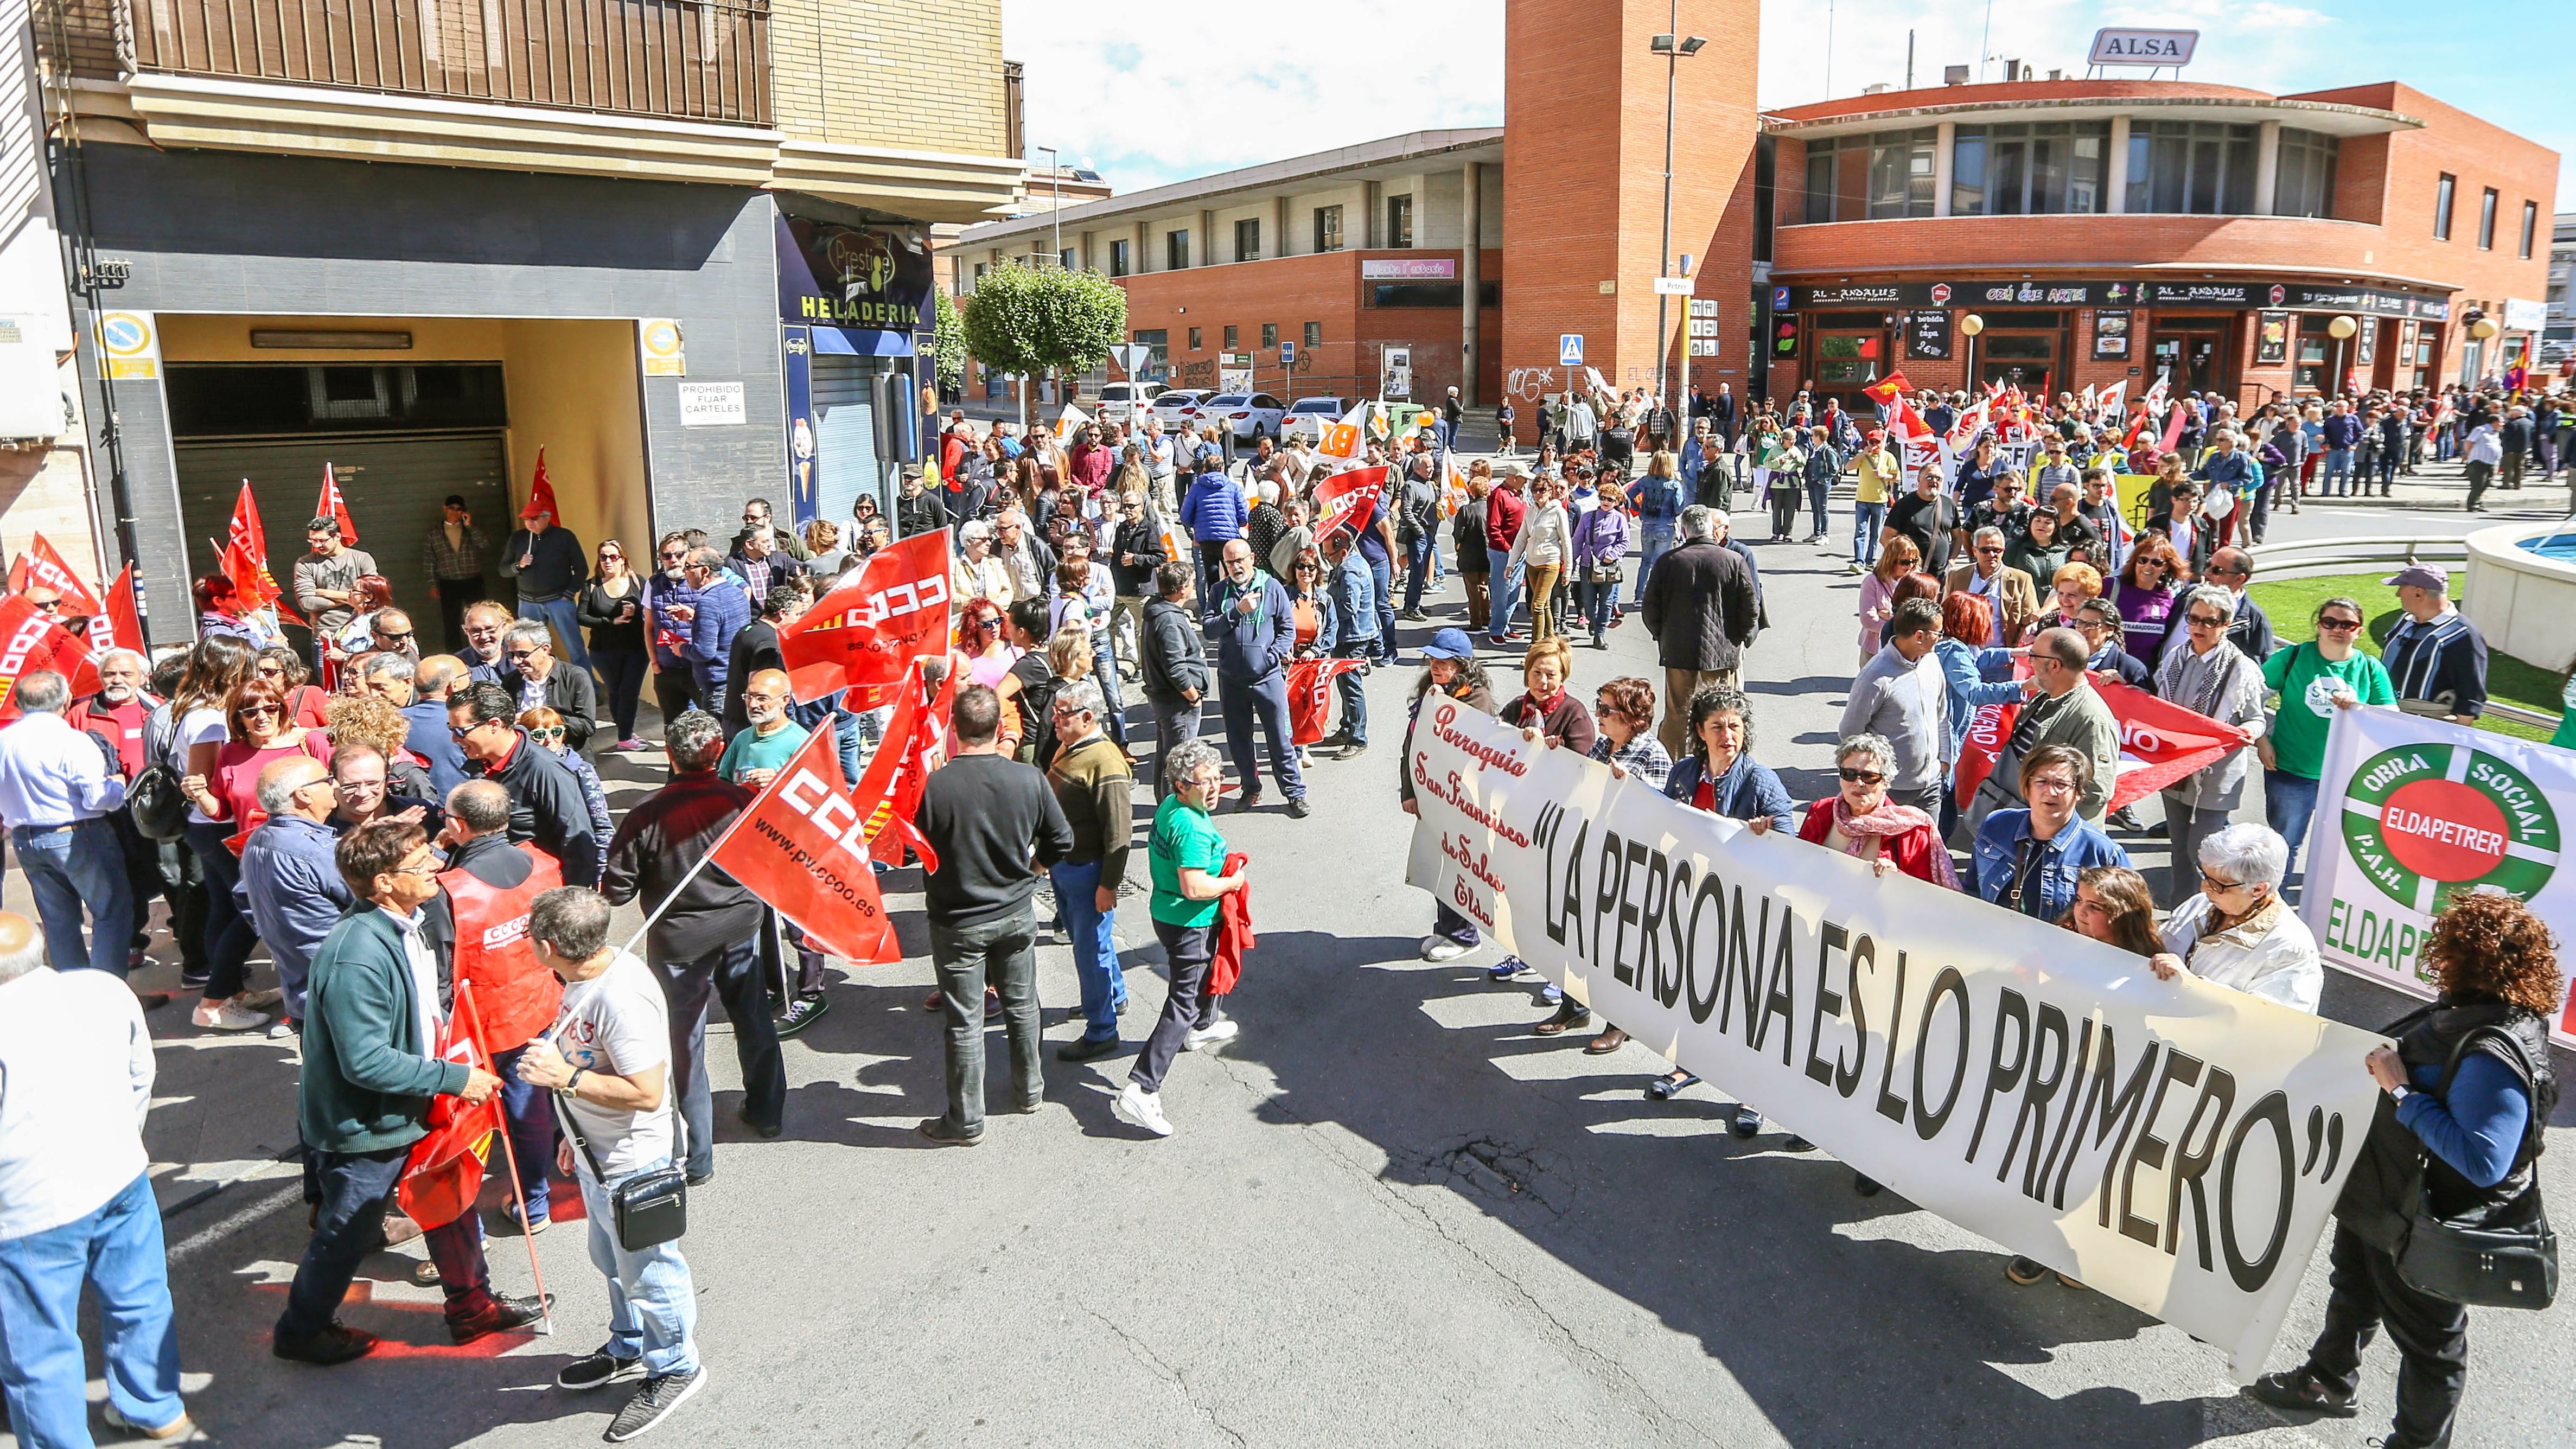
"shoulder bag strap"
551,1070,687,1180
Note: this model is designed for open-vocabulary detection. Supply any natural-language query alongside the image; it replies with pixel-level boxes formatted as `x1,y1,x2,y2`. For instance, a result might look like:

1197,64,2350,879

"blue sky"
1002,0,2571,208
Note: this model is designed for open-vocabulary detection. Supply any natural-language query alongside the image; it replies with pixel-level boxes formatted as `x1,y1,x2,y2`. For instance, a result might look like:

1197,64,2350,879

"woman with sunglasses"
2259,595,2393,882
169,637,270,1029
253,646,334,730
2151,584,2270,905
579,540,652,751
519,707,612,878
2111,535,2189,668
179,668,332,1031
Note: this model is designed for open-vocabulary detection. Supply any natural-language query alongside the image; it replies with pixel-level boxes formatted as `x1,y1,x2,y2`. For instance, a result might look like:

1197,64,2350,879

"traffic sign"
1653,276,1695,297
1112,344,1152,377
1559,334,1584,366
1280,340,1296,363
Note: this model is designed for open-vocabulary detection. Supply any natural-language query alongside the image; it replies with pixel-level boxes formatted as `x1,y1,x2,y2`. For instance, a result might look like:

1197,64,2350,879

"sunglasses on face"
660,551,685,562
600,551,623,561
2186,613,2230,628
1837,767,1884,785
30,599,58,611
254,664,285,677
529,725,565,742
378,630,413,643
2317,617,2363,632
506,648,539,662
239,704,280,720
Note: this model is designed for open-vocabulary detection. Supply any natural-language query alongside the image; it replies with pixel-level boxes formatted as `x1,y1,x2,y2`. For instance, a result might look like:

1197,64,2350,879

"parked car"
1280,395,1347,442
1097,381,1162,426
1204,393,1287,443
1151,388,1217,430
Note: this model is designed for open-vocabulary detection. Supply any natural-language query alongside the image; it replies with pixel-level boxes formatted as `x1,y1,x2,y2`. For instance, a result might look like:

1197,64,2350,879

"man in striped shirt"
2380,564,2488,725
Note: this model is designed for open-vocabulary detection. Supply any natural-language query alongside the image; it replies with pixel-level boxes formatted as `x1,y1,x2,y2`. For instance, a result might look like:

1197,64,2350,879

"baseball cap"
444,494,467,507
1421,628,1476,661
2384,564,2450,592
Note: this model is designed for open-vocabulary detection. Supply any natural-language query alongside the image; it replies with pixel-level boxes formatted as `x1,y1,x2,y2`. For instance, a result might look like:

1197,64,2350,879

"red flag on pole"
778,529,953,705
11,534,105,617
1861,372,1913,408
1286,656,1363,745
101,565,144,654
316,463,358,545
1315,464,1387,542
1955,674,2250,815
0,594,100,721
398,981,505,1231
222,482,303,625
520,448,560,522
705,722,902,964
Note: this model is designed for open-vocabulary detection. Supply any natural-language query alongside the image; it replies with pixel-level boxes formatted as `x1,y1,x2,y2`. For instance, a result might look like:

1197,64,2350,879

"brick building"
952,0,2555,446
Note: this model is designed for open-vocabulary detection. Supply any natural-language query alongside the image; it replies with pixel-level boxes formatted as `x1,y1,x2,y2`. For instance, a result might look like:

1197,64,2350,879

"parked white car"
1280,395,1347,442
1150,388,1216,430
1096,381,1162,426
1203,392,1287,443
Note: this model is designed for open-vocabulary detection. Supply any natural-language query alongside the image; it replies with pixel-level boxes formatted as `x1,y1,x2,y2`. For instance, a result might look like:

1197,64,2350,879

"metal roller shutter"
810,355,883,528
172,433,510,646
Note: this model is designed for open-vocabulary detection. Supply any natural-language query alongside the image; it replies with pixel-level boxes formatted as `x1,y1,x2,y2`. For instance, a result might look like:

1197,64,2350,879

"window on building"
1260,322,1278,348
2434,173,2456,240
2522,200,2540,259
1108,239,1130,278
2125,122,2258,214
1862,128,1938,218
972,261,989,283
1235,217,1261,262
1168,229,1190,270
1387,194,1414,248
1303,321,1322,349
1952,121,2109,216
1133,329,1169,377
2273,129,2339,219
1801,136,1869,222
1187,327,1202,352
2478,188,2498,250
1060,247,1076,270
1754,134,1776,261
1314,205,1343,253
1223,325,1238,350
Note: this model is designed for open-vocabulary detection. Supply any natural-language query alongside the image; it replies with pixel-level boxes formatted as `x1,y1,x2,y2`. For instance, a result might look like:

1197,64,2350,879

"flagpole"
615,846,722,961
487,1105,555,1335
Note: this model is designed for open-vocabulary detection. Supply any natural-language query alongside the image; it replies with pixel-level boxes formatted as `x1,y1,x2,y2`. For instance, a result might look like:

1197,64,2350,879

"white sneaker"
1419,936,1471,962
1112,1082,1173,1137
192,998,270,1031
1182,1018,1240,1052
237,987,285,1011
266,1019,298,1039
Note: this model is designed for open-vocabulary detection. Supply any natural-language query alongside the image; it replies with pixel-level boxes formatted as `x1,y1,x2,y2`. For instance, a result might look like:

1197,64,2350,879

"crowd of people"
0,363,2562,1449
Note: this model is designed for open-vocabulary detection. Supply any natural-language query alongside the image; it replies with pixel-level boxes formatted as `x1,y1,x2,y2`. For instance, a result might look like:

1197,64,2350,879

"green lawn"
2249,571,2564,744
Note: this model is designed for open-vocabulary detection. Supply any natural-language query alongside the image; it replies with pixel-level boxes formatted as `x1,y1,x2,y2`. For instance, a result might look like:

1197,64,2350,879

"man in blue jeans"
2319,401,2363,497
1483,470,1528,644
1043,681,1133,1064
1629,455,1685,606
1322,531,1379,757
0,669,137,979
0,911,189,1442
501,500,590,672
1207,539,1309,816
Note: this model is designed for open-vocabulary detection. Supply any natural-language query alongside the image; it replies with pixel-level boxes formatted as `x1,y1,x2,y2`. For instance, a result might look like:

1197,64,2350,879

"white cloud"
1001,0,1504,194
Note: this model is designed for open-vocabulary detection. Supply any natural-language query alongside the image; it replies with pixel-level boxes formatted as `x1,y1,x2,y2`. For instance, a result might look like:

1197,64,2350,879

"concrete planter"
2464,521,2576,676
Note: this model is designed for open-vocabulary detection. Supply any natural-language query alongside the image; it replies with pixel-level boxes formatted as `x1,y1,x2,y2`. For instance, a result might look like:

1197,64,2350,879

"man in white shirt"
0,910,190,1441
0,669,136,978
517,888,706,1441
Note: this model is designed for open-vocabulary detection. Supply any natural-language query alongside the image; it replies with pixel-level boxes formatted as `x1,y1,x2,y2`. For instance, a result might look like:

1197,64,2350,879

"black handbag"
2394,1027,2556,1309
555,1092,689,1252
127,706,189,842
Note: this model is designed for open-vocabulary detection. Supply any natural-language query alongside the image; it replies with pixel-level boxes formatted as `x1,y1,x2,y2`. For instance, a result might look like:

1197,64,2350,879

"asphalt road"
45,483,2575,1449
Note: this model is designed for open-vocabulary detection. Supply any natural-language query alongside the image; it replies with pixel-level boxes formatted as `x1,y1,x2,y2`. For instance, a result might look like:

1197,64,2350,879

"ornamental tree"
959,262,1127,427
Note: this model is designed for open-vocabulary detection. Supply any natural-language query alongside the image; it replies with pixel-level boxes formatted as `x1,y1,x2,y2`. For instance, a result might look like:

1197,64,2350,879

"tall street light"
1035,144,1063,266
1651,24,1707,423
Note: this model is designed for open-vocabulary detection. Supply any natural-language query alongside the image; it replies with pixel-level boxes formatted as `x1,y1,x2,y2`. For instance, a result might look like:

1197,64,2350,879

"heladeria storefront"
775,209,937,527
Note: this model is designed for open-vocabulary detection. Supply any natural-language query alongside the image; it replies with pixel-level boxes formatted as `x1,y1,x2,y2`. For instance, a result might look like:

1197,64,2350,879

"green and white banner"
2301,707,2576,1048
1406,701,2386,1381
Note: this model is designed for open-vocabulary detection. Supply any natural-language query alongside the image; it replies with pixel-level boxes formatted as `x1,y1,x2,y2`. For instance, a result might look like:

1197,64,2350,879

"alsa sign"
2088,28,2198,66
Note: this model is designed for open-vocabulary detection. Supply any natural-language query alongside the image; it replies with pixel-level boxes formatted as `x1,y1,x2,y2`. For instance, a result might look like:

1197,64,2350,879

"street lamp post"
1960,313,1986,394
1650,23,1707,426
1036,144,1063,267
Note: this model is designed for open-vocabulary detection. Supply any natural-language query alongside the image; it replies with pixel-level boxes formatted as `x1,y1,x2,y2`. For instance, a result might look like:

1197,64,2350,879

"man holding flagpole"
502,459,590,673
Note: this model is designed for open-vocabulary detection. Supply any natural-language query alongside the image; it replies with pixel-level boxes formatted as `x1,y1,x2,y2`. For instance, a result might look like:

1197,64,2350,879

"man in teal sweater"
273,819,544,1365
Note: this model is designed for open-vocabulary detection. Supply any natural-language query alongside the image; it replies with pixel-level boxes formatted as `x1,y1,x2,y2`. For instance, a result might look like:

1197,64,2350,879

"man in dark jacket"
600,710,781,1179
500,503,588,671
913,685,1074,1145
666,548,753,719
1640,505,1759,755
1137,561,1208,799
447,681,598,886
728,496,814,561
894,465,952,540
273,820,534,1365
359,652,471,800
725,522,809,601
1452,475,1491,633
235,755,352,1028
720,586,802,742
1206,539,1306,816
500,621,597,751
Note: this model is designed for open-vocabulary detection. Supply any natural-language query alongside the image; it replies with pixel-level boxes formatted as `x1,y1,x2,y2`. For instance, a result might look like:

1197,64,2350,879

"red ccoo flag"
316,463,358,545
706,720,902,963
778,529,952,706
520,447,560,522
222,482,302,624
847,656,949,872
1315,464,1388,542
1286,656,1364,745
0,592,100,721
397,981,504,1231
101,565,144,655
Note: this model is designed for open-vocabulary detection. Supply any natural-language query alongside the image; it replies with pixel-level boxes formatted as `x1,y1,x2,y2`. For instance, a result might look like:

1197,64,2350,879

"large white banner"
2301,707,2576,1048
1406,703,2385,1380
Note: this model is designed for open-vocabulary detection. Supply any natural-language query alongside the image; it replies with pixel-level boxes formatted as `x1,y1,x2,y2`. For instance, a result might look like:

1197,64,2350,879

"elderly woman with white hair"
951,518,1013,609
2151,822,2322,1012
2152,583,2269,907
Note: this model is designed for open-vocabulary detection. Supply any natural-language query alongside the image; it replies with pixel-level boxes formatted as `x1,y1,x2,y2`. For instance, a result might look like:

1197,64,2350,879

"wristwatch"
565,1067,588,1095
2388,1083,2413,1103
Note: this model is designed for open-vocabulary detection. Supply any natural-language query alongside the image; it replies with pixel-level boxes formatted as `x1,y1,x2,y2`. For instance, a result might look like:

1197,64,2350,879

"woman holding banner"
2111,536,2189,669
2259,596,2392,886
2151,585,2270,907
1401,631,1497,965
1535,678,1669,1044
2251,891,2558,1448
2150,824,2320,1012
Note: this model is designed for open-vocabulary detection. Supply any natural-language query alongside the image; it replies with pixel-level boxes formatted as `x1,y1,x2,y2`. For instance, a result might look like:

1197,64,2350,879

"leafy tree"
927,290,967,395
960,262,1127,425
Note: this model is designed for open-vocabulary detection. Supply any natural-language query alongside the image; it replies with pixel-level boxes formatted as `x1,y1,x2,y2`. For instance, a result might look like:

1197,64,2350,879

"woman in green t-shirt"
1116,738,1249,1140
2259,594,2394,878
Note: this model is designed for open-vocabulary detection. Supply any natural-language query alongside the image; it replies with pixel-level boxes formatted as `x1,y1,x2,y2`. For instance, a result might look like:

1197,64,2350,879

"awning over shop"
810,324,913,357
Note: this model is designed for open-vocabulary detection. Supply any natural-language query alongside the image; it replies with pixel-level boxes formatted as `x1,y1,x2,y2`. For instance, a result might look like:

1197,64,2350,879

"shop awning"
809,324,914,357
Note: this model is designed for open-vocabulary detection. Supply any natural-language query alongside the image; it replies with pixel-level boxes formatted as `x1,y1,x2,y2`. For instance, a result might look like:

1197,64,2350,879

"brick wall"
770,0,1009,158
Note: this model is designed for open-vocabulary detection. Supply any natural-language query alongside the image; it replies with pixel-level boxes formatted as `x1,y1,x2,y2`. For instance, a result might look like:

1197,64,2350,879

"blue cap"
1422,628,1476,661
